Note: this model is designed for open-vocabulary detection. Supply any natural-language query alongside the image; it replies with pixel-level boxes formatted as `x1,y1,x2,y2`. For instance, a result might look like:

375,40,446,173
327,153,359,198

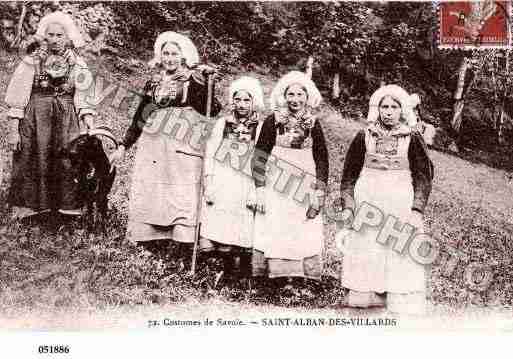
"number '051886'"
38,345,70,354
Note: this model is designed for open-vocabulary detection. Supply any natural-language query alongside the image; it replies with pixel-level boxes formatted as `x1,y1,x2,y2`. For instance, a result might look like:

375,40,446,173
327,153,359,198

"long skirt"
252,145,324,279
341,166,427,314
200,146,255,252
126,107,205,244
9,92,82,212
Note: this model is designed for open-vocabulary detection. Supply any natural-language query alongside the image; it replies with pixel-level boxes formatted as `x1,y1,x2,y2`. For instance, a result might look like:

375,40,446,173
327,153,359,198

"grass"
0,50,512,327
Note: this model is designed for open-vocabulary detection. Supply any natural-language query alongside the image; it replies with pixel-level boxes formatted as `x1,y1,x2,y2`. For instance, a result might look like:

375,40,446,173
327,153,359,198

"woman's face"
378,95,402,128
285,84,307,113
233,90,253,117
161,42,183,72
45,23,69,52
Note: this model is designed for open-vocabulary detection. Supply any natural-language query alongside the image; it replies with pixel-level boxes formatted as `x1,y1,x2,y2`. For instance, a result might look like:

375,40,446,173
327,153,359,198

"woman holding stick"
110,31,221,264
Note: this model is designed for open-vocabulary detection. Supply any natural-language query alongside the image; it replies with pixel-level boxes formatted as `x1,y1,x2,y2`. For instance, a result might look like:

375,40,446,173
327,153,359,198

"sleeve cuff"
78,108,97,118
411,207,424,214
7,108,24,118
340,192,355,211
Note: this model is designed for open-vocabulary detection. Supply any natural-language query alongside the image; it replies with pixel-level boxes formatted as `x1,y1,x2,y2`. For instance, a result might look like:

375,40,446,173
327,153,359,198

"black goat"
64,127,117,230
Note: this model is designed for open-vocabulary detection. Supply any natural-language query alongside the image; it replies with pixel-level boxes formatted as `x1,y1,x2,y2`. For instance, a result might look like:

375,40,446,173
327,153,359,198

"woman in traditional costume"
110,31,221,260
200,76,265,282
251,71,329,280
4,11,96,219
338,84,434,314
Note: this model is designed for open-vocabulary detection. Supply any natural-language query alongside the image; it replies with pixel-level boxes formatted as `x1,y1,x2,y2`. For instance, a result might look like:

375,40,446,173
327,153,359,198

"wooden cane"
190,73,214,276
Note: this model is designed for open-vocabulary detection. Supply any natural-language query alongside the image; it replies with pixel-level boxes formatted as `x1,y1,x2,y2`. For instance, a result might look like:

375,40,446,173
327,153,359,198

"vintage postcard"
0,1,512,357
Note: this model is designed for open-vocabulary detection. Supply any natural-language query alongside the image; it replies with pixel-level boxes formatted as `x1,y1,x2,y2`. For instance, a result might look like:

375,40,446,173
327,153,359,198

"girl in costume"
251,71,329,280
200,76,265,283
338,84,434,314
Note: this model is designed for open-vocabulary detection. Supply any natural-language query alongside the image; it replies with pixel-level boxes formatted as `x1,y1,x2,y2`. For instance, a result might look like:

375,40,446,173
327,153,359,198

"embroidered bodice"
364,124,411,171
147,71,192,108
32,49,76,96
274,108,316,149
223,113,259,143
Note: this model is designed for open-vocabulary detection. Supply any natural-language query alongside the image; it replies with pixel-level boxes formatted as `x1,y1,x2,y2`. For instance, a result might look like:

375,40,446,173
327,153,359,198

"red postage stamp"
439,0,511,48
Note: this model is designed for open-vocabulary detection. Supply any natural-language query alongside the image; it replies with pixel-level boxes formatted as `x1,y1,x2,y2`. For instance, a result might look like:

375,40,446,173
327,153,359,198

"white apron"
253,140,324,261
200,117,263,249
341,130,427,313
129,107,207,228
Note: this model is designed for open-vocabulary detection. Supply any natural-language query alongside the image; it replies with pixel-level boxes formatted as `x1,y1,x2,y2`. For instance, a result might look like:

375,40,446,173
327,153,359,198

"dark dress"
7,54,94,212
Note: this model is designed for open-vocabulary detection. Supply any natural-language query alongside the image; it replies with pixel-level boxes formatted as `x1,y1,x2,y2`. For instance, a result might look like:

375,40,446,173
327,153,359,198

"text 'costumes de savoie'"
4,11,96,218
339,84,434,314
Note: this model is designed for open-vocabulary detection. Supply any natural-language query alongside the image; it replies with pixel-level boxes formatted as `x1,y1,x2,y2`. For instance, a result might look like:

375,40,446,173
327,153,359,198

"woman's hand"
8,129,20,152
204,175,215,205
306,189,325,219
335,227,355,254
109,145,126,173
246,185,257,212
7,117,20,152
197,64,218,77
411,209,424,231
255,187,266,214
83,114,95,131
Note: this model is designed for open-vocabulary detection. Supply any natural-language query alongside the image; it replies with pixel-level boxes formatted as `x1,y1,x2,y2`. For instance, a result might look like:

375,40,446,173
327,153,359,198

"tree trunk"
332,72,340,99
498,49,509,146
497,108,506,145
451,57,470,133
306,56,314,79
12,3,27,48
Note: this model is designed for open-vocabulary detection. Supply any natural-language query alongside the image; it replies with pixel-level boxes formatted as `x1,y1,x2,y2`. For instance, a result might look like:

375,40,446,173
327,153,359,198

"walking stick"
190,73,215,276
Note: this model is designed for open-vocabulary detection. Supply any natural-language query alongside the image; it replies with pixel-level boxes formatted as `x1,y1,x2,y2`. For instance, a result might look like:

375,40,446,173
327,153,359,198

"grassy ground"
0,50,512,328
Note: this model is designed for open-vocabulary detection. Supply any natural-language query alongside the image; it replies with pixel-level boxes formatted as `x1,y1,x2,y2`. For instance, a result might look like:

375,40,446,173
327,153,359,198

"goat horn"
88,126,118,148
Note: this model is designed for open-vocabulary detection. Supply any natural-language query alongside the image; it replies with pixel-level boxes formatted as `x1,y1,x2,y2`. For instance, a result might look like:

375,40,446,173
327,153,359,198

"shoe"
58,208,84,216
11,206,50,220
346,290,386,308
214,270,225,289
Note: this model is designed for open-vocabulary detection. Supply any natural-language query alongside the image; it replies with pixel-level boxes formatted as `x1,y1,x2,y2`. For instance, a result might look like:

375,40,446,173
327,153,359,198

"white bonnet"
148,31,199,69
270,71,322,110
367,84,418,127
228,76,265,110
35,11,85,48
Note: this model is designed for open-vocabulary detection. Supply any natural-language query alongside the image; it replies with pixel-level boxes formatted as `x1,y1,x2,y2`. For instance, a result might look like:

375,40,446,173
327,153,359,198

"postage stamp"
439,0,511,48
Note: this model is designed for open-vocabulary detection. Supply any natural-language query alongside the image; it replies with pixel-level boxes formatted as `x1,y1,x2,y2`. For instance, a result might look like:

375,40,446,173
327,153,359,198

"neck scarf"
274,107,316,149
225,112,259,142
369,120,411,138
151,68,191,105
275,106,315,133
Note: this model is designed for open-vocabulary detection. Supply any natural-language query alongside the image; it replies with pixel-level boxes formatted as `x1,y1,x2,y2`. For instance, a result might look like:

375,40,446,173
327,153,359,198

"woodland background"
2,1,513,167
